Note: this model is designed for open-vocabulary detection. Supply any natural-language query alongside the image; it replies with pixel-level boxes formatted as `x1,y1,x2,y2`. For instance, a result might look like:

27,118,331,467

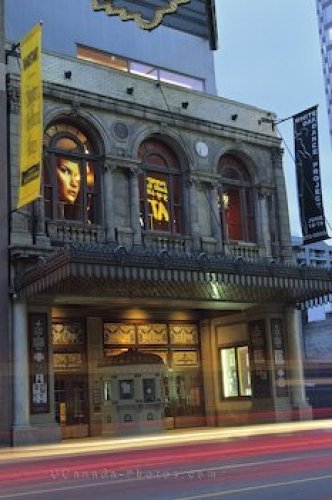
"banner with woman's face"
55,156,96,223
56,157,81,204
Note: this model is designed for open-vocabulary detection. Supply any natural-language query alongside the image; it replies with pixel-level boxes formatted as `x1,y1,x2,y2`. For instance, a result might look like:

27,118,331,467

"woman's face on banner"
56,158,81,204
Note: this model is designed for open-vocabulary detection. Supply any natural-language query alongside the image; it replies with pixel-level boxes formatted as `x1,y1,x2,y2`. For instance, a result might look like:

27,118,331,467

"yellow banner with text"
18,23,43,209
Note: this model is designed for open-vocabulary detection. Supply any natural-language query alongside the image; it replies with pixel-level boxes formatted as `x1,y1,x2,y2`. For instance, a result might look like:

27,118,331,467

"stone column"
258,190,272,259
209,183,222,251
34,196,49,247
12,300,30,428
87,317,104,437
104,161,116,242
187,177,200,251
129,168,142,245
200,319,218,426
271,148,292,262
286,307,312,419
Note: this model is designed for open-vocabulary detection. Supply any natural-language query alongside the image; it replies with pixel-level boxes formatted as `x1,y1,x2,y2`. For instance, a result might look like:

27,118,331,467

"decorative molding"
53,352,83,370
104,155,141,171
16,243,332,308
189,172,220,188
113,121,129,141
173,350,198,366
104,323,136,345
169,324,198,345
52,322,84,345
92,0,190,31
137,324,168,344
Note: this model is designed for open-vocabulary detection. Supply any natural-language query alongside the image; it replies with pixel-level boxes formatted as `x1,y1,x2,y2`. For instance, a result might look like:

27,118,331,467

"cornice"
7,74,282,149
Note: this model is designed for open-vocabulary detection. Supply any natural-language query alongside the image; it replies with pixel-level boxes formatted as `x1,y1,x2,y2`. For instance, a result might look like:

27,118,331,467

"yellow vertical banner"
17,23,43,209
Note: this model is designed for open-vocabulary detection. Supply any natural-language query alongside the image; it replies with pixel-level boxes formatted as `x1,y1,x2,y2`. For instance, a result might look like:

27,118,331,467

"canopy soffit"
14,243,332,309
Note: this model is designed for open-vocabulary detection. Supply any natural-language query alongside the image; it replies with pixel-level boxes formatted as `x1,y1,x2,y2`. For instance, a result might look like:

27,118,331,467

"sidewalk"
1,419,332,463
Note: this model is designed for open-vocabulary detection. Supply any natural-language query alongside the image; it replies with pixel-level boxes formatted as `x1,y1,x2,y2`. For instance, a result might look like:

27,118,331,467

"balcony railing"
45,222,269,263
142,231,193,253
224,241,267,262
47,221,106,244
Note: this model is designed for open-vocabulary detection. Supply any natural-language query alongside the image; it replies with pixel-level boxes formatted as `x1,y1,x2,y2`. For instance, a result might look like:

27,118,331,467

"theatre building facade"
6,42,332,445
8,52,332,445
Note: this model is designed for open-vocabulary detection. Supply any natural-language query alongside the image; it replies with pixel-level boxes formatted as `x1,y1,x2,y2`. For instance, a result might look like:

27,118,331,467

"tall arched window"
138,138,182,234
43,122,101,224
218,155,256,242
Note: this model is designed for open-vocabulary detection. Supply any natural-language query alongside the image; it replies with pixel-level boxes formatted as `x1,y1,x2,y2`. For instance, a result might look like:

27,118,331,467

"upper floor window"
77,45,204,92
218,155,256,243
43,123,101,224
138,139,182,234
77,45,129,72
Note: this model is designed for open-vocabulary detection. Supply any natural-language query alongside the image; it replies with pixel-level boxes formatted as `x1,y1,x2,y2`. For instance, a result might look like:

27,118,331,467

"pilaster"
103,160,116,242
258,188,272,259
12,300,30,428
285,307,312,419
129,167,142,245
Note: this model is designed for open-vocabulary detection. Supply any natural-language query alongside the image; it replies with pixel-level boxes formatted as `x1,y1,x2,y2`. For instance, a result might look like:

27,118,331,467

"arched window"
43,123,101,224
218,155,256,242
138,138,182,234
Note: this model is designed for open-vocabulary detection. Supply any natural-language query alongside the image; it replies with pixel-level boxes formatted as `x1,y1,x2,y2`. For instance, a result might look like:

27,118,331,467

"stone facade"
3,4,331,446
5,49,322,445
8,50,290,260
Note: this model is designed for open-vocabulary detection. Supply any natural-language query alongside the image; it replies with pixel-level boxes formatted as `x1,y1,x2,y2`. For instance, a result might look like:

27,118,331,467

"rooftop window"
77,44,204,92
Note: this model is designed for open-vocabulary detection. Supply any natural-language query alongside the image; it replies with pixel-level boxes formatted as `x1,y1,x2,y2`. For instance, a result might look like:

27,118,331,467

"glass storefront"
51,318,205,437
103,321,205,427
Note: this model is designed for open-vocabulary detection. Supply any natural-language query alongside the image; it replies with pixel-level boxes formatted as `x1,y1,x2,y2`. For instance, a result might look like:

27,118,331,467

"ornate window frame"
218,154,256,243
43,122,102,225
138,138,183,234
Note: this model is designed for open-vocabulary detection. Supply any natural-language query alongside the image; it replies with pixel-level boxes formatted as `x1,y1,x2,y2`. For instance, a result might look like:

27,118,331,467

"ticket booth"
100,348,166,435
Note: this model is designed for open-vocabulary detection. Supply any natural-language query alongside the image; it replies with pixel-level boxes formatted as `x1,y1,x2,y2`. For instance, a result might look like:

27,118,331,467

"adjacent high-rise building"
316,0,332,143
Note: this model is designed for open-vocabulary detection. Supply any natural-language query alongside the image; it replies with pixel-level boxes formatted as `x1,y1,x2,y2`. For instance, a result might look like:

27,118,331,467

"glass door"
54,375,89,435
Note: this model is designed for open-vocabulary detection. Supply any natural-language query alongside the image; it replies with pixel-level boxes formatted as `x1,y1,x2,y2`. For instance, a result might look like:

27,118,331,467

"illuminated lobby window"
220,346,252,398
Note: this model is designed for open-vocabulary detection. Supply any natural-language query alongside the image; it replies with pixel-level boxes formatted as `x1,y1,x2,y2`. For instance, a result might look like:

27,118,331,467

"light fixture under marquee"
92,0,191,31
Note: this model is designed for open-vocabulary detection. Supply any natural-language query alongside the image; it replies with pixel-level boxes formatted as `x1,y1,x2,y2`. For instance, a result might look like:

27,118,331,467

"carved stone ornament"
92,0,190,31
113,121,129,140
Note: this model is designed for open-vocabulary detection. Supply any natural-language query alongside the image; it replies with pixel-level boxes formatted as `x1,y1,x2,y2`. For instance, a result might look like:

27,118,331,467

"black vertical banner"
293,106,329,244
29,313,50,414
248,320,270,399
